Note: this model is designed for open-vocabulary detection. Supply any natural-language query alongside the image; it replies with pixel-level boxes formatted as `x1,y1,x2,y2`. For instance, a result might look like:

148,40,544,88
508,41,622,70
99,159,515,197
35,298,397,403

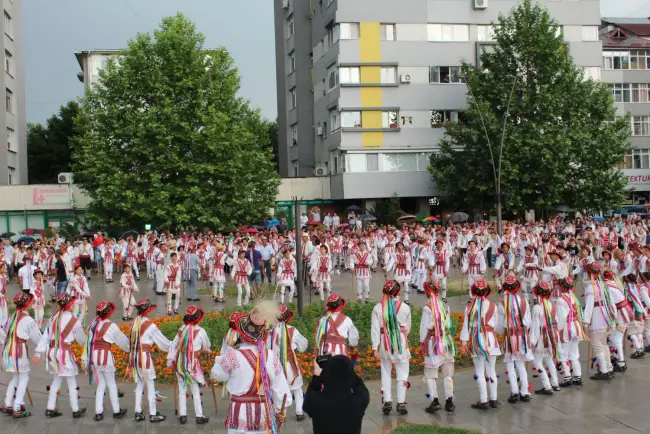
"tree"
72,14,281,229
27,101,79,184
429,0,629,226
266,119,279,172
368,194,402,225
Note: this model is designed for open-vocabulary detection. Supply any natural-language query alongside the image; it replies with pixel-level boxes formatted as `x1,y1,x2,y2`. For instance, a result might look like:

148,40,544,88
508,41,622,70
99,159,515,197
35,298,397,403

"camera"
316,354,331,366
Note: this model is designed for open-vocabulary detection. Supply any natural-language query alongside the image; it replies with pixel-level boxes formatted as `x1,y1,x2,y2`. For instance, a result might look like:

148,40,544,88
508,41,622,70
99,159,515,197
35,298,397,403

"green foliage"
429,0,630,213
368,193,403,225
27,101,79,184
72,14,280,230
266,119,279,172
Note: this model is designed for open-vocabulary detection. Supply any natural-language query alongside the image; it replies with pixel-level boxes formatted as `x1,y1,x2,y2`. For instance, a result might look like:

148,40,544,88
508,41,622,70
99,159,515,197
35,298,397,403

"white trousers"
147,260,155,279
280,284,295,304
104,263,113,281
292,386,304,415
473,356,497,403
0,303,8,326
506,360,529,395
424,363,454,400
34,307,44,327
630,333,644,351
236,284,250,307
121,295,136,317
533,355,559,389
355,279,370,300
521,281,535,300
95,370,120,414
47,375,79,412
610,329,626,366
317,281,331,301
380,360,409,404
166,289,180,312
155,270,164,293
591,331,611,373
401,282,411,302
559,341,582,379
212,282,225,298
177,374,203,418
413,270,427,292
4,372,29,411
135,376,157,416
73,301,87,325
644,318,650,346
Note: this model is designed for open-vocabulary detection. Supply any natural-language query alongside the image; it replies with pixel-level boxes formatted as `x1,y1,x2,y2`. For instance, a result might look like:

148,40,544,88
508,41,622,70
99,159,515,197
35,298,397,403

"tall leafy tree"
72,14,280,229
27,101,78,184
429,0,629,217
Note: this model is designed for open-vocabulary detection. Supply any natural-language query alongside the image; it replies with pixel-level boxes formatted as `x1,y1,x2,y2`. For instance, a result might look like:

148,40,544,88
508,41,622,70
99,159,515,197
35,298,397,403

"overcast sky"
24,0,650,124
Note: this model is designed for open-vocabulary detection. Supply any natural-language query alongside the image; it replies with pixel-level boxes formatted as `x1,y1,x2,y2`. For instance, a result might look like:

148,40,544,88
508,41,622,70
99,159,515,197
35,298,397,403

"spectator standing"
245,242,263,299
3,240,14,280
332,213,340,231
257,237,275,284
54,249,69,296
186,248,200,301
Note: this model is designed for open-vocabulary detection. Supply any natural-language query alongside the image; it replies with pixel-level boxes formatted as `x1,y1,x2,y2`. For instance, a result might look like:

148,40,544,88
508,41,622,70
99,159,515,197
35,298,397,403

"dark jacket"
303,356,369,434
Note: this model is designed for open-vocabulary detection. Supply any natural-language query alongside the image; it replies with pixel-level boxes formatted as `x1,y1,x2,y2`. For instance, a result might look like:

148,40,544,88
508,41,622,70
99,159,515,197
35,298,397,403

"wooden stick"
25,388,33,407
277,394,288,432
210,383,218,415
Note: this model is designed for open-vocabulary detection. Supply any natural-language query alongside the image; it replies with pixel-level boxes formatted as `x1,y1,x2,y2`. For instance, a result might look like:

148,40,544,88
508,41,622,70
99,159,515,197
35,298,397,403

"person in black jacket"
303,355,369,434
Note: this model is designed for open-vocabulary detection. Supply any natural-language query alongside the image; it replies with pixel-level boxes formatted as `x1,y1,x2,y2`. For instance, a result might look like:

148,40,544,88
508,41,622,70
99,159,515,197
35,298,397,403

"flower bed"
71,302,471,383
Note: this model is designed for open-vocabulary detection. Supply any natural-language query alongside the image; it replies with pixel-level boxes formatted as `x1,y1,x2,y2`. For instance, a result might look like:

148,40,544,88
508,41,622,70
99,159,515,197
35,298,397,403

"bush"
72,300,468,383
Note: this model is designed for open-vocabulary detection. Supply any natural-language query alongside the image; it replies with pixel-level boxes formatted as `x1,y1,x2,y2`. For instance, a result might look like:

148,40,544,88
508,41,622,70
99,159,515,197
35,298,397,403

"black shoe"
631,350,645,359
150,413,166,423
607,371,615,379
520,394,531,402
1,406,12,415
559,378,573,387
72,408,87,419
535,388,553,395
552,386,561,392
382,401,392,415
590,371,610,380
122,317,127,321
45,409,62,418
134,412,145,422
196,416,209,424
296,414,305,422
645,345,650,353
87,277,91,281
445,397,455,412
425,398,441,413
471,401,489,410
507,393,520,403
396,403,408,415
572,376,583,385
12,409,29,418
179,415,187,425
174,309,178,314
489,400,499,408
186,298,191,302
193,298,200,301
94,413,103,422
167,311,172,316
113,408,127,418
117,390,124,398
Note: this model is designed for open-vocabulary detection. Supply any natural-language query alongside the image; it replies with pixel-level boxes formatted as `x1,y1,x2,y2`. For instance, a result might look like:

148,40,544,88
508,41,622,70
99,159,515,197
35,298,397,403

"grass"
391,425,480,434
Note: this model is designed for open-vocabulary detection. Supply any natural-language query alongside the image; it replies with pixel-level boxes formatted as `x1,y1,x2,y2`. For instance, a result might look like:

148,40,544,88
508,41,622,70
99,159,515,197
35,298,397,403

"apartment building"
74,49,121,91
274,0,602,206
1,0,26,185
601,18,650,205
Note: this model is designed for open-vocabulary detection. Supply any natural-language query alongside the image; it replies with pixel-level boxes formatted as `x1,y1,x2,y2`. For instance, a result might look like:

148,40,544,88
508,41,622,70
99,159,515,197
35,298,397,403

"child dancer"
30,269,46,328
555,276,586,386
211,244,227,302
311,244,332,301
230,250,252,307
119,264,139,320
276,248,297,304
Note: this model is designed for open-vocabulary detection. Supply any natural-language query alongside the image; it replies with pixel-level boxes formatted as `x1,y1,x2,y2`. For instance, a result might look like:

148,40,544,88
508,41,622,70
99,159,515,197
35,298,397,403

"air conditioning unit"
314,166,328,177
316,126,323,136
400,74,412,83
282,0,289,9
474,0,488,9
58,172,73,184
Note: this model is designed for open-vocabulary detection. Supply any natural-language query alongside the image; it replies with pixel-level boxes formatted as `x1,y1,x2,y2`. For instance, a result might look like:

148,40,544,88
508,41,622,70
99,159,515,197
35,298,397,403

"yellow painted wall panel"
359,22,380,62
362,110,382,129
362,132,383,147
359,22,383,148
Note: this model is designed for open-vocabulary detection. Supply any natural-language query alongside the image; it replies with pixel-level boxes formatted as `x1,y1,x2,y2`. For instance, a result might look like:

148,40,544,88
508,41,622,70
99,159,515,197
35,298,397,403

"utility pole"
293,196,304,317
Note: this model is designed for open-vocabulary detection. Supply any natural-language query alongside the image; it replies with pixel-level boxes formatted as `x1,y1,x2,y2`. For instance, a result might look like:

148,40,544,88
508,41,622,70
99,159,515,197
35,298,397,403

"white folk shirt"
529,301,566,356
164,263,182,291
462,249,486,277
82,320,130,373
35,311,86,376
167,325,211,385
518,254,541,282
460,299,502,357
276,257,297,286
353,251,373,279
0,313,42,372
267,324,309,389
211,343,292,434
78,243,94,260
430,249,449,278
419,303,454,368
131,317,170,378
371,300,411,362
119,272,139,298
317,312,360,356
68,275,91,304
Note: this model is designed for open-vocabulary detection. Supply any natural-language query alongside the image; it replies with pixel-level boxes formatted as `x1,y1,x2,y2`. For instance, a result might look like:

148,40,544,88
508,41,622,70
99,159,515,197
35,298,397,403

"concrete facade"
74,49,121,91
601,18,650,205
273,0,603,201
0,0,26,185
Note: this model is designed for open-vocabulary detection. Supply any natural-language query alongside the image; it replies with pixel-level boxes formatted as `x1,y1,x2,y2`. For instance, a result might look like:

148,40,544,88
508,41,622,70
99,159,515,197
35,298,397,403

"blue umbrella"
346,205,362,212
16,236,35,244
266,219,280,228
627,206,645,213
591,216,605,223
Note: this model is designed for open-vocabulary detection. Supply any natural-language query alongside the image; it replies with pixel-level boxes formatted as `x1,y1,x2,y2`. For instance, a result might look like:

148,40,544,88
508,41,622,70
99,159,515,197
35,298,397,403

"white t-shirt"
18,264,38,290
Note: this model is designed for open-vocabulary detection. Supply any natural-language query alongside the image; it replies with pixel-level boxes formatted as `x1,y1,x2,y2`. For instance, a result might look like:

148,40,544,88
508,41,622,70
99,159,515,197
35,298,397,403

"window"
632,84,650,103
287,15,294,39
581,26,598,41
427,24,469,42
7,167,14,185
4,50,11,76
291,124,298,144
289,88,297,109
476,25,495,42
345,154,366,172
429,66,464,83
430,110,459,127
603,51,633,70
327,65,339,91
339,23,360,40
5,88,12,114
367,154,379,171
628,50,650,70
341,111,362,128
339,67,360,84
632,116,650,136
582,67,600,81
292,161,299,177
555,26,563,39
6,127,13,150
381,111,398,128
344,152,432,172
3,12,11,39
380,24,396,41
417,153,430,171
288,52,295,73
329,109,340,131
326,24,337,49
608,83,631,103
380,67,397,84
624,149,650,169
